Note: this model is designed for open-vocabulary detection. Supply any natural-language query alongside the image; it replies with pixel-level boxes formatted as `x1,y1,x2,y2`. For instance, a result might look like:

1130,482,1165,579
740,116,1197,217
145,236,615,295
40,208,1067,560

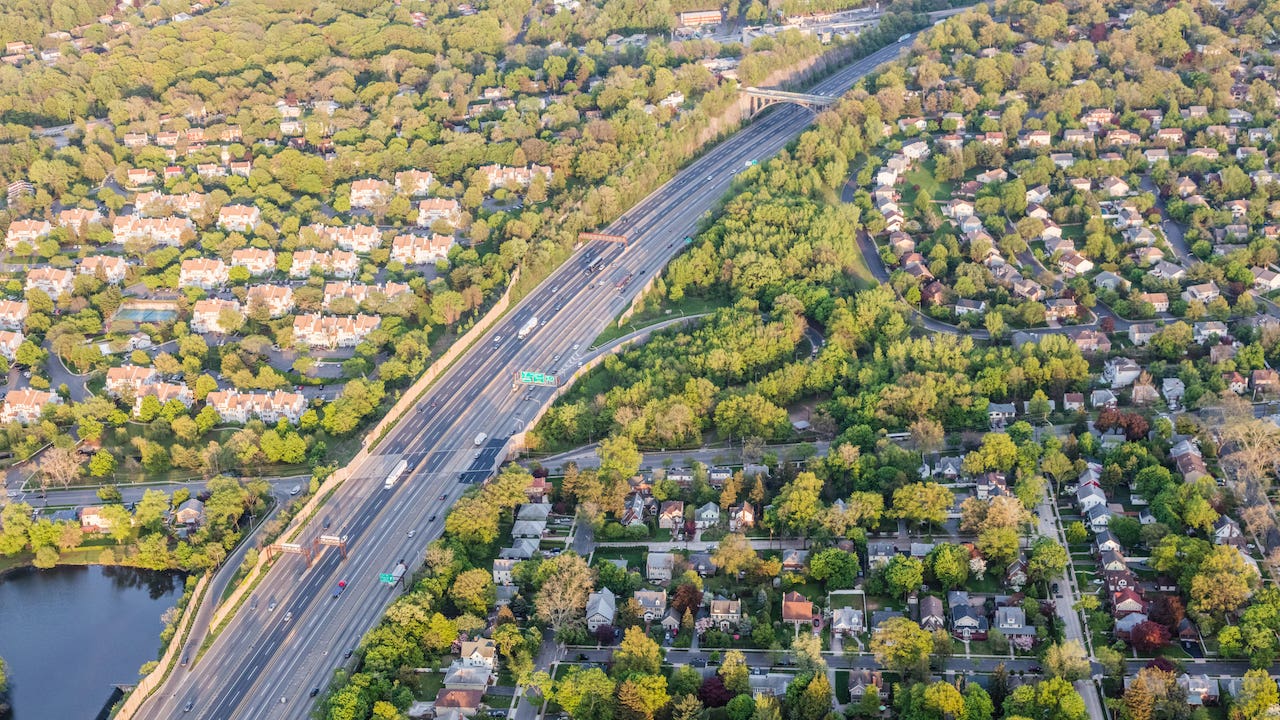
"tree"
1043,641,1089,681
794,672,832,720
808,547,859,589
613,627,663,677
928,543,970,589
868,616,932,678
773,472,824,534
555,667,617,720
889,483,953,529
617,674,670,720
1234,669,1279,720
884,555,924,599
450,568,495,616
698,675,732,708
1064,521,1088,545
0,503,33,555
36,446,82,490
727,695,755,720
598,435,642,482
962,433,1019,475
712,533,759,576
1190,545,1255,617
1028,537,1069,583
1003,678,1087,720
534,553,594,633
671,695,703,720
1129,621,1171,653
977,526,1021,567
719,650,750,695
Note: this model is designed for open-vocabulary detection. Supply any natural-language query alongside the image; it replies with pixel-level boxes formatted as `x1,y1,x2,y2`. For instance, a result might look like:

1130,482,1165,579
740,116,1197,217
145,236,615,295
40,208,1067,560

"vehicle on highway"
268,601,277,611
438,493,446,501
310,688,321,698
333,580,347,598
384,458,409,490
474,432,487,446
181,654,189,666
250,597,258,610
492,335,503,344
517,316,538,340
184,701,194,712
898,32,911,42
407,530,415,538
429,514,437,522
344,649,353,659
284,611,292,621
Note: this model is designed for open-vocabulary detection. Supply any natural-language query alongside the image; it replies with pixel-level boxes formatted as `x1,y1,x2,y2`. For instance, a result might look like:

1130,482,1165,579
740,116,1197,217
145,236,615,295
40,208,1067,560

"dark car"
184,701,194,712
344,649,353,659
691,659,707,668
310,688,320,698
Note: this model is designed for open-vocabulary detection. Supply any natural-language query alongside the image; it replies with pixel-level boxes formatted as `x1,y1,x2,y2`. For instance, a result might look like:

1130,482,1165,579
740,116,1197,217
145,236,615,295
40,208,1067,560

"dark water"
0,565,185,719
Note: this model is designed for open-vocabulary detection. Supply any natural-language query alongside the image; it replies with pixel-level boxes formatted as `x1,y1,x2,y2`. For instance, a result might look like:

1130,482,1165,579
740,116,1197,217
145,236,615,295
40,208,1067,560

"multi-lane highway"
142,35,916,720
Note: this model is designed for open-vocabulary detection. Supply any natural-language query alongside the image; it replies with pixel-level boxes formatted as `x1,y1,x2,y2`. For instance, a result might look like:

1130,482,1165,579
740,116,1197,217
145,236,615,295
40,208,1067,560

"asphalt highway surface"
142,35,916,720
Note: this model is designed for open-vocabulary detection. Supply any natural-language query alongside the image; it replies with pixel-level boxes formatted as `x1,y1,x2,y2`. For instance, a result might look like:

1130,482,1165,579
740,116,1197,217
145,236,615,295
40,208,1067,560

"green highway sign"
518,371,558,386
379,573,395,583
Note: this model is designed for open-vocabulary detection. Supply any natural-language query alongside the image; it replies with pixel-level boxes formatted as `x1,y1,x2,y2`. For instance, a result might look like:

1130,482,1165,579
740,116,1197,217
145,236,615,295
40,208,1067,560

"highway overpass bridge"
742,86,837,115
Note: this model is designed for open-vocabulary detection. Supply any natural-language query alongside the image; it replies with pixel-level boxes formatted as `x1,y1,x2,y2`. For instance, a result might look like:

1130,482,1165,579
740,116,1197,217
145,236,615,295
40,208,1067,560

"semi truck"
383,459,408,490
517,316,538,340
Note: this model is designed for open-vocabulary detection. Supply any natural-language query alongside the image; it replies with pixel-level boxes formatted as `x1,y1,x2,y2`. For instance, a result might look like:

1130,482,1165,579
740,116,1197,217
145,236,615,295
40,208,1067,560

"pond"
0,564,186,719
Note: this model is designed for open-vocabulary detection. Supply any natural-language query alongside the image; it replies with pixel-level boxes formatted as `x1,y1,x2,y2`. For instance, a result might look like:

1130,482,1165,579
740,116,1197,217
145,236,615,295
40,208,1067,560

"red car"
332,580,347,598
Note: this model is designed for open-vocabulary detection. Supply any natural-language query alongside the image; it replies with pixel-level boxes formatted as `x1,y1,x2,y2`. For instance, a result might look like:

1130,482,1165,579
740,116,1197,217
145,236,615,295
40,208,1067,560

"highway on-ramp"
142,35,916,720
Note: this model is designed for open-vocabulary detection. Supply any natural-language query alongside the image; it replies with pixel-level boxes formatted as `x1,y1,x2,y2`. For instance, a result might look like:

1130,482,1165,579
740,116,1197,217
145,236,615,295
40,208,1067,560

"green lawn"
901,158,954,206
592,294,727,348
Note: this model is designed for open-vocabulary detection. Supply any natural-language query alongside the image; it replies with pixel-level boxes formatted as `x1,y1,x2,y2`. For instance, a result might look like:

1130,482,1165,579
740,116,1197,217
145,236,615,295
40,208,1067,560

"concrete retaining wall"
114,574,209,719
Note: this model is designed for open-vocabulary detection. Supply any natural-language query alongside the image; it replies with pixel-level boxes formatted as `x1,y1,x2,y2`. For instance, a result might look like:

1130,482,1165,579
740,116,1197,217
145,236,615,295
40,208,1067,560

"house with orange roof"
178,258,229,289
246,285,294,317
1,389,61,424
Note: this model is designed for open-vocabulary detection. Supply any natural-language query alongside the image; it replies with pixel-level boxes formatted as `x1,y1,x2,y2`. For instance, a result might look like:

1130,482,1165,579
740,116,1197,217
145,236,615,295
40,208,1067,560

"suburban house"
133,383,194,415
848,670,883,701
217,204,260,231
832,607,864,636
394,169,435,195
993,606,1035,648
190,298,243,334
417,198,463,229
4,218,52,249
349,178,392,208
728,503,755,531
25,267,74,297
479,164,552,188
178,258,229,289
585,587,616,631
1,389,61,424
949,591,989,640
205,389,307,424
105,365,157,397
79,506,116,532
709,598,743,629
292,313,381,348
174,498,205,526
245,285,295,317
781,592,815,632
391,233,455,265
694,502,720,529
290,248,359,278
231,247,276,276
634,590,668,621
0,331,22,361
646,552,674,582
658,501,684,529
308,224,383,254
79,255,128,284
919,595,945,631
